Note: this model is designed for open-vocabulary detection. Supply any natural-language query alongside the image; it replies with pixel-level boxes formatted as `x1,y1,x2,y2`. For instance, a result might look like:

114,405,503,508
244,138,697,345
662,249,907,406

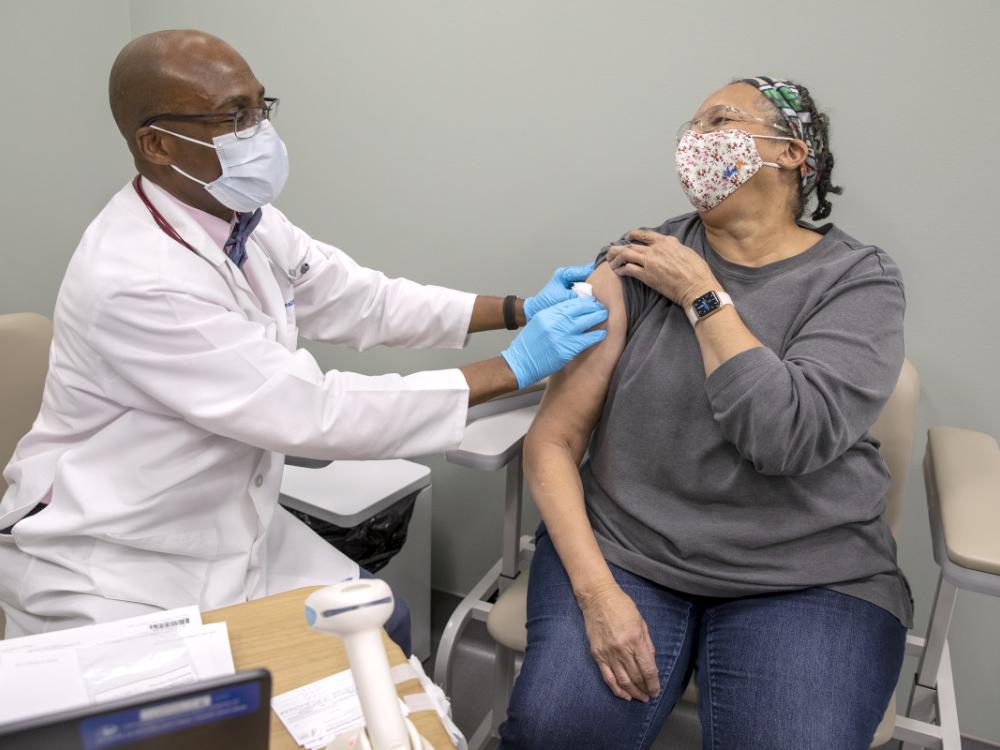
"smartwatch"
685,290,733,326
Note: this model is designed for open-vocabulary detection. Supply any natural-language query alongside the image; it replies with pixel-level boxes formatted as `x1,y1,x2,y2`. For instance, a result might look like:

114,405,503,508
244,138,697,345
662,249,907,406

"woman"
500,77,911,749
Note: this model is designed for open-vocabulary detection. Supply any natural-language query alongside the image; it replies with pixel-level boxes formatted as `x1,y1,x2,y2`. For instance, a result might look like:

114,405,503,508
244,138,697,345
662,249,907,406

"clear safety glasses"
676,104,790,144
142,97,280,140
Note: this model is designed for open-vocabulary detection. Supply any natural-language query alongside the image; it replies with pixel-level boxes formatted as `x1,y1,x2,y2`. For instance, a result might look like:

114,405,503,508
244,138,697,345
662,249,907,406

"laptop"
0,669,271,749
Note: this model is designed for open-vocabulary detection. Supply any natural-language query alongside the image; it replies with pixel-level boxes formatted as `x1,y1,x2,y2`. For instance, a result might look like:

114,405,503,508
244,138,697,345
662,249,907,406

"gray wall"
1,0,998,741
0,1,133,315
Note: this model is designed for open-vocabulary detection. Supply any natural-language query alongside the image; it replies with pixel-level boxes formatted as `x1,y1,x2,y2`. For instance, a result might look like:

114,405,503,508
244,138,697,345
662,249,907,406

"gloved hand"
501,296,608,389
524,263,597,321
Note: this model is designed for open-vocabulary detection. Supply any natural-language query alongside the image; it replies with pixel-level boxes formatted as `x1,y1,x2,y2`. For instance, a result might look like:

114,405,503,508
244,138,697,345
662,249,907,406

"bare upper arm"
525,262,628,462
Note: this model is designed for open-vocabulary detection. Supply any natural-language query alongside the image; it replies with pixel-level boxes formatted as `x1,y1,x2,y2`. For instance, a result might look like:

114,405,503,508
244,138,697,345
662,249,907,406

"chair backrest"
870,359,920,536
0,313,53,495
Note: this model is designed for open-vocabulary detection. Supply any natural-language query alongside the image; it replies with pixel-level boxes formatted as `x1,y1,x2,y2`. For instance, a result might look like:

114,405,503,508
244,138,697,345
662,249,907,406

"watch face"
692,291,721,318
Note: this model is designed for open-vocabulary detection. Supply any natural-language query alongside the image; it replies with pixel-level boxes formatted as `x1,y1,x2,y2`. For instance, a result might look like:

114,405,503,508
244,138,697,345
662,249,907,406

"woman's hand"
607,228,719,308
578,582,661,702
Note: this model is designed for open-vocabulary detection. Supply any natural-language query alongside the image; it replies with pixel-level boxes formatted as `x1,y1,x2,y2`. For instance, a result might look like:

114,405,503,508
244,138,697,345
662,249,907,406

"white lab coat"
0,178,475,638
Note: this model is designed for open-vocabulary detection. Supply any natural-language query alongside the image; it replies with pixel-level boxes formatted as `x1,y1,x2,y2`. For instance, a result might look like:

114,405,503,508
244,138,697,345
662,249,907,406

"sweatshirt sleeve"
704,252,905,477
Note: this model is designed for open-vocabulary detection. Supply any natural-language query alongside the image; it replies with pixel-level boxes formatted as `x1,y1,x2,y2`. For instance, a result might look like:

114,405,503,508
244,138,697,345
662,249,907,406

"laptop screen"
0,670,271,750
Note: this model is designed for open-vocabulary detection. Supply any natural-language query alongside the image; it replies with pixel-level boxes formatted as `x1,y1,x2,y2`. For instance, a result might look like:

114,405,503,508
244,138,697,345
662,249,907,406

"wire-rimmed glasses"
676,104,789,144
142,97,279,139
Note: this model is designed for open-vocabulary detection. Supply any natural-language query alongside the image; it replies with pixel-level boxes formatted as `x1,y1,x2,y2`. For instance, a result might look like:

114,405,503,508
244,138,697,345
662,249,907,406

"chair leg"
915,573,959,696
501,454,524,582
897,642,962,750
491,642,517,739
901,572,960,750
467,713,495,750
434,557,502,693
936,643,962,750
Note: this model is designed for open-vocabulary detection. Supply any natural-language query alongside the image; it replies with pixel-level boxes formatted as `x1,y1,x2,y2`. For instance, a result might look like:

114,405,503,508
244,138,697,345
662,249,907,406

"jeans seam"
633,601,692,750
703,608,718,750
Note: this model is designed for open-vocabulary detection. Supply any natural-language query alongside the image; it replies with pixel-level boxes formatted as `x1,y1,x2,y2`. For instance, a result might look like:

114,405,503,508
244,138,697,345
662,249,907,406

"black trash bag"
289,494,417,573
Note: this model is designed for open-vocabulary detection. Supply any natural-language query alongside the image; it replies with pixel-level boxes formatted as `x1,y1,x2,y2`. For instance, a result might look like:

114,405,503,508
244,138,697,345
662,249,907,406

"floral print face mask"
675,129,789,212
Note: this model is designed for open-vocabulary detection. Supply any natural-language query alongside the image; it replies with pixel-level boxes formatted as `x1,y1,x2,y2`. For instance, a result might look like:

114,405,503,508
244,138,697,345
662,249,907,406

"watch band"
502,295,520,330
685,290,733,326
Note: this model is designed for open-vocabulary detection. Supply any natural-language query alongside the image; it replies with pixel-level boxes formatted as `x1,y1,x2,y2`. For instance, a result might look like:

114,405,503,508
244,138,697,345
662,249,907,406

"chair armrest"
284,456,334,469
447,400,542,470
925,426,1000,576
447,383,545,470
448,386,546,584
464,380,546,422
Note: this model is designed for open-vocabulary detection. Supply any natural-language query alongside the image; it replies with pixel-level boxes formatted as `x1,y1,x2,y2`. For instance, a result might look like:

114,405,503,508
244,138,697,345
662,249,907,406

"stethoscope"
131,175,309,282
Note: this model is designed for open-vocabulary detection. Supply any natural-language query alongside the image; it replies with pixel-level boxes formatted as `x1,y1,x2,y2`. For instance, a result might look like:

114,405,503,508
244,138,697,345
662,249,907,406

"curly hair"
748,79,843,221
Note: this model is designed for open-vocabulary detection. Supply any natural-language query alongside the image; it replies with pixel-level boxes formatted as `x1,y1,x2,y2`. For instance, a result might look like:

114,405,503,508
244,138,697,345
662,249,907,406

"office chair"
0,312,53,639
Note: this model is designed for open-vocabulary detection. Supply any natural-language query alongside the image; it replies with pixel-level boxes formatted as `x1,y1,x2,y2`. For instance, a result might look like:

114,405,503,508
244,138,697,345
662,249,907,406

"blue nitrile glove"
523,263,597,321
500,296,608,389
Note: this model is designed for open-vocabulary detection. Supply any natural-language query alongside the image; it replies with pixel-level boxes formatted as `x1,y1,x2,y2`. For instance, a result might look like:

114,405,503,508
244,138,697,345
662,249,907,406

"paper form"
271,669,410,750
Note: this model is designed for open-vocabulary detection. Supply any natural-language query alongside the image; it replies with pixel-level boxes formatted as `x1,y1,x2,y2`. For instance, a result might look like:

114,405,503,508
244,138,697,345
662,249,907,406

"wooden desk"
204,586,454,750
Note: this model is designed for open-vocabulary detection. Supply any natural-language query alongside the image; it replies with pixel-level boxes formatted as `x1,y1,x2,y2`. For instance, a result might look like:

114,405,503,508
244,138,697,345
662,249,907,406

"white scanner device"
305,579,433,750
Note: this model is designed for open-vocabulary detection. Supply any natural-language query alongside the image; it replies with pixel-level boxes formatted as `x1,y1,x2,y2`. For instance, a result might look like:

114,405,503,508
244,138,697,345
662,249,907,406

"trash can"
278,459,433,659
286,492,416,573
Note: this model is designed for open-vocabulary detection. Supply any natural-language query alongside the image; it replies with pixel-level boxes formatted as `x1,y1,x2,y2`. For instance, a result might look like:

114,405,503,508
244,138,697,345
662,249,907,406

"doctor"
0,30,607,644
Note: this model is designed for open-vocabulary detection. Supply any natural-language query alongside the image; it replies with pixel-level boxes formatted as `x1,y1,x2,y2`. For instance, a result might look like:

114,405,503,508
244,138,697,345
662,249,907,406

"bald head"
109,30,267,218
109,30,259,153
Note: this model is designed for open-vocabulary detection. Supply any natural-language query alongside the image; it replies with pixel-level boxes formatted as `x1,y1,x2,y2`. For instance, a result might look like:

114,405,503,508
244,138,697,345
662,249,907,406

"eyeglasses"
142,97,280,139
676,104,790,144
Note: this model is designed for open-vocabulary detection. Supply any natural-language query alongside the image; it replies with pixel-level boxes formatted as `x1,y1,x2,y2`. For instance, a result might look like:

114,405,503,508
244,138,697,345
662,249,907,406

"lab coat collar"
132,177,231,269
158,183,235,252
133,177,259,303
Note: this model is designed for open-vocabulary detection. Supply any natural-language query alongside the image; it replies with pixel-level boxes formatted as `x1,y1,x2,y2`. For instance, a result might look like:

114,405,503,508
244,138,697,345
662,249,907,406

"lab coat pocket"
0,534,32,606
90,528,220,610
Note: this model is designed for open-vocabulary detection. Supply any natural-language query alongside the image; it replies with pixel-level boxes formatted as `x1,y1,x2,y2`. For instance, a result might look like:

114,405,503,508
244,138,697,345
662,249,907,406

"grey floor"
425,589,996,750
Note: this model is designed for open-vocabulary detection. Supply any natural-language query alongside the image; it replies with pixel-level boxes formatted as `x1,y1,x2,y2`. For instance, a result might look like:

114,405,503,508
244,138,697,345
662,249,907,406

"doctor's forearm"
459,357,519,406
467,296,526,333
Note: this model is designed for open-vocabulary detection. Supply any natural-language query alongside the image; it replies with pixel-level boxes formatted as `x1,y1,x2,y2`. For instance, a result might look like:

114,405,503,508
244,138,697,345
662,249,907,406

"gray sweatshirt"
583,212,913,626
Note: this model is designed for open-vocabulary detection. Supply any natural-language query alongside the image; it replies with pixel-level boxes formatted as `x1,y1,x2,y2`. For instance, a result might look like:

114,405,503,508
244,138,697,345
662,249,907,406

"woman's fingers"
602,657,649,702
598,661,632,701
608,245,645,270
625,228,665,245
613,262,645,280
612,662,647,701
581,584,660,703
637,626,661,697
595,643,655,701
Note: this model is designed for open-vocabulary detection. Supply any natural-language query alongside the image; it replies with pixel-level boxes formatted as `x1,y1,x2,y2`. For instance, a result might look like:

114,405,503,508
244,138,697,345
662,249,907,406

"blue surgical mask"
150,120,289,212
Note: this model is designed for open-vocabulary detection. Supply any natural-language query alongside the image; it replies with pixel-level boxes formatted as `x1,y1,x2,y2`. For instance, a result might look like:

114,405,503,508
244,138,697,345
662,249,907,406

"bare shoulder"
587,262,626,338
527,262,628,451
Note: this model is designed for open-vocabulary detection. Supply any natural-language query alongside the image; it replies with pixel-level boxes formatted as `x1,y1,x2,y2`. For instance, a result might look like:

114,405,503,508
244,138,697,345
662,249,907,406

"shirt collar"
158,187,236,250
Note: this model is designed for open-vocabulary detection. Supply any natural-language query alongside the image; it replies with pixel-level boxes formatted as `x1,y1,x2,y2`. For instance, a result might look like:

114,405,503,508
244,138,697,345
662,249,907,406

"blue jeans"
359,568,412,657
498,528,905,750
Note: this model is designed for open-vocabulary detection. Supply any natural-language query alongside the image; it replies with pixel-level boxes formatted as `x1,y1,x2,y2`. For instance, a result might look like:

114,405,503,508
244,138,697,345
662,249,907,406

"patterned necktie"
223,208,263,268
